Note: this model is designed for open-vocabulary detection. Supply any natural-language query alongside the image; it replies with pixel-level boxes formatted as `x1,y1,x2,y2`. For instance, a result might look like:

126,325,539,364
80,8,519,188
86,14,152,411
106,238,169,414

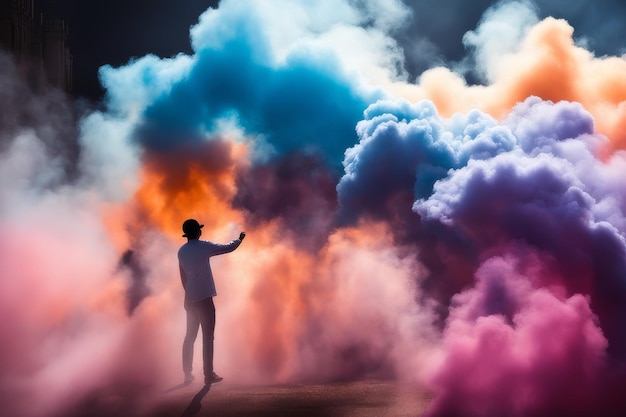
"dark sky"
400,0,626,81
37,0,626,101
37,0,220,100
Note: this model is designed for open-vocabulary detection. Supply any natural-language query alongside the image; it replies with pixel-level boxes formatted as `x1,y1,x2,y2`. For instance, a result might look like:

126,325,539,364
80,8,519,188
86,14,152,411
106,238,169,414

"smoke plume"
2,1,626,416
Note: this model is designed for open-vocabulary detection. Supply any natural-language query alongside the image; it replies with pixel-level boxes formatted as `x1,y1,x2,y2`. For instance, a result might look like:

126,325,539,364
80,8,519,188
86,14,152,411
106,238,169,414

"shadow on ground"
179,384,212,417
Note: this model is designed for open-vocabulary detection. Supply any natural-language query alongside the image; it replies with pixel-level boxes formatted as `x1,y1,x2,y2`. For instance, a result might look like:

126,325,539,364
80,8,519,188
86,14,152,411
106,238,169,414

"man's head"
182,219,204,239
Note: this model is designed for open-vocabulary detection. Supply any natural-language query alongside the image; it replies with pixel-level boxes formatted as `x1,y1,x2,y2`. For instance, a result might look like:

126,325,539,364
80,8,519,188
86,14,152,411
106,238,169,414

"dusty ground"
148,379,431,417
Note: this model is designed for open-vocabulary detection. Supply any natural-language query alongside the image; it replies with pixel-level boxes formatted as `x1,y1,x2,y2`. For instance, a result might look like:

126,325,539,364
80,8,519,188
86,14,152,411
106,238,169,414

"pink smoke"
424,250,608,417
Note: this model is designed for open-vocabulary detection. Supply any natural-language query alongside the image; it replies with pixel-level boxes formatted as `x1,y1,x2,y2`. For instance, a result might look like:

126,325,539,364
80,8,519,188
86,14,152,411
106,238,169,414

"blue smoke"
102,5,377,166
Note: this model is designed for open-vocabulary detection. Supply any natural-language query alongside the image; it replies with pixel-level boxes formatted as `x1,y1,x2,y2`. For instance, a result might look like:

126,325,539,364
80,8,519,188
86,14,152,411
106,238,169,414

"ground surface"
150,379,431,417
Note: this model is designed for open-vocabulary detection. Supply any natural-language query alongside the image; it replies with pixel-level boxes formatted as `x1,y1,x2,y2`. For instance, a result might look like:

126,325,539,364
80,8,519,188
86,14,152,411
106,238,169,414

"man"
178,218,246,385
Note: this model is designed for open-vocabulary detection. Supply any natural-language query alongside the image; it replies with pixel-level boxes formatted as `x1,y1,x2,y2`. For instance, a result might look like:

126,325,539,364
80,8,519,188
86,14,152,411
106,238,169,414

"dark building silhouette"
0,0,72,93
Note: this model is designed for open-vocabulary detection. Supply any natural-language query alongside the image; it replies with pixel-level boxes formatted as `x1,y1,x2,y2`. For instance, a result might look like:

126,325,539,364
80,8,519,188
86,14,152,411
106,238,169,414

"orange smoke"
134,138,248,238
415,18,626,148
212,220,433,383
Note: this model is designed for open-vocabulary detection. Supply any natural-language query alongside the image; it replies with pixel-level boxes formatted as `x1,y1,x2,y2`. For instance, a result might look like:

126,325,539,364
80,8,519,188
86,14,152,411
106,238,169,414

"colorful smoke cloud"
2,0,626,416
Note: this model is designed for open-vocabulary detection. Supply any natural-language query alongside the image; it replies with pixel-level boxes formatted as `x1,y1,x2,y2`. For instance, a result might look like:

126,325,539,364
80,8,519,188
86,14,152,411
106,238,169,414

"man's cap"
182,219,204,237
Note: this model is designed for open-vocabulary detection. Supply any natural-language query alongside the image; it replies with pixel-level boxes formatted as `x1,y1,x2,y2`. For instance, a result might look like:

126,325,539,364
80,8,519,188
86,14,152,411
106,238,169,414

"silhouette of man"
178,218,246,384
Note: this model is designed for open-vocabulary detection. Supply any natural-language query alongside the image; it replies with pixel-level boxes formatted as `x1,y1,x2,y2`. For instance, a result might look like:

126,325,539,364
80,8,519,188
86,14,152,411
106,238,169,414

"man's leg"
196,297,221,383
182,304,200,382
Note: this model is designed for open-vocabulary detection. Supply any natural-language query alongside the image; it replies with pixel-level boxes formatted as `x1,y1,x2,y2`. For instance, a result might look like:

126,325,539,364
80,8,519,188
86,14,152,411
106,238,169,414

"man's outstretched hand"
239,232,246,241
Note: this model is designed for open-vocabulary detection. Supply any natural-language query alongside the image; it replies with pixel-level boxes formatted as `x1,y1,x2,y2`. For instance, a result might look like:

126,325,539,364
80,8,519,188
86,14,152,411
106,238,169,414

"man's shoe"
184,374,195,384
205,372,223,384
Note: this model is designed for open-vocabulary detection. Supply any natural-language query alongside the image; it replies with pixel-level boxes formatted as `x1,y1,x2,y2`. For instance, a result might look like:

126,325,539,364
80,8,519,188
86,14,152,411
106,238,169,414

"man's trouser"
183,297,216,379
